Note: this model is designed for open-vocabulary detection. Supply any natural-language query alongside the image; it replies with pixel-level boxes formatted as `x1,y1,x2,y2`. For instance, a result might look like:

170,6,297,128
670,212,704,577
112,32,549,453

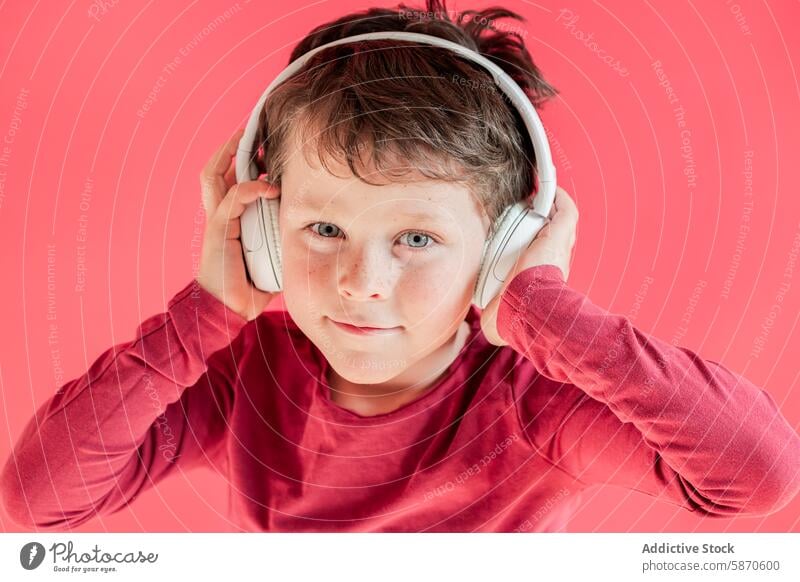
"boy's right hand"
196,128,281,321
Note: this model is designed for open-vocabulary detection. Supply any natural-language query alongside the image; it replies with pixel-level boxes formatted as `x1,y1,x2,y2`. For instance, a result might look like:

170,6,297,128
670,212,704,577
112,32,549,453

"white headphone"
235,31,556,309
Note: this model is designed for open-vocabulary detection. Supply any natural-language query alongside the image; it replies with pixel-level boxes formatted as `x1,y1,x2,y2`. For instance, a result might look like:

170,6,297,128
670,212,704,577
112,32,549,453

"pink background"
1,0,799,532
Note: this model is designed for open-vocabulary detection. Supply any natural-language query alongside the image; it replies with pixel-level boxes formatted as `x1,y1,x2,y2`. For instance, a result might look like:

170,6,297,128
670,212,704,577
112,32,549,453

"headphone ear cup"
473,228,495,305
473,204,516,308
262,197,283,290
472,201,547,309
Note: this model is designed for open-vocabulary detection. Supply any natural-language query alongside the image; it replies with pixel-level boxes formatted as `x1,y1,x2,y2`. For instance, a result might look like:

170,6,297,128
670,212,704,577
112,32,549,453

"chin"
325,352,408,384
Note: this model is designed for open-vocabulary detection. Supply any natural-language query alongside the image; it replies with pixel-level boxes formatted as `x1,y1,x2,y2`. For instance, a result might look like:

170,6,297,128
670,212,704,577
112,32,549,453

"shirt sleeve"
499,264,800,517
0,280,249,530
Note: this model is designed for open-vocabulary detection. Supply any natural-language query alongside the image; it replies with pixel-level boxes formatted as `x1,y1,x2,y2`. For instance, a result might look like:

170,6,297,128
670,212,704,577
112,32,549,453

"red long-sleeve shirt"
2,265,799,531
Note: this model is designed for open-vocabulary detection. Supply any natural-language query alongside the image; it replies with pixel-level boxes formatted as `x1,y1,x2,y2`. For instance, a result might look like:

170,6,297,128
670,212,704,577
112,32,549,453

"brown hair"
250,0,557,236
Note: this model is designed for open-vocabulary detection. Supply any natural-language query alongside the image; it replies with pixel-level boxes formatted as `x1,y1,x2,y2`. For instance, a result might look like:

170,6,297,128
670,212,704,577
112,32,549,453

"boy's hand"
479,187,579,346
196,128,281,321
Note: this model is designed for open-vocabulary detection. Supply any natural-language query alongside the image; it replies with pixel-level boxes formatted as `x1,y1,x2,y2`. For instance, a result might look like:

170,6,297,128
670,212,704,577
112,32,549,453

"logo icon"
20,542,46,570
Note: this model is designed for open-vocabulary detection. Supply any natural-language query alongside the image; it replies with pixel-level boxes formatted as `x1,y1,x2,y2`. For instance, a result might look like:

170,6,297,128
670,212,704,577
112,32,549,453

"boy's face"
278,129,491,387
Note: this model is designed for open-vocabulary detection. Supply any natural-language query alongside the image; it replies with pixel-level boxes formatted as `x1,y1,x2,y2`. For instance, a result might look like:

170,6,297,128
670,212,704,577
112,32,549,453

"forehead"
280,126,486,223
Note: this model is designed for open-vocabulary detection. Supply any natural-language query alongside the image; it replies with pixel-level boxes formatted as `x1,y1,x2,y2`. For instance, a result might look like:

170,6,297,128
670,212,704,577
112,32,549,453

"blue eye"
307,223,436,251
310,222,342,238
398,231,433,249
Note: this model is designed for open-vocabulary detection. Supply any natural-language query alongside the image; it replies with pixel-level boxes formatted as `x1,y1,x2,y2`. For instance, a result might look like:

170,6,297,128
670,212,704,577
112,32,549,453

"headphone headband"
236,31,556,219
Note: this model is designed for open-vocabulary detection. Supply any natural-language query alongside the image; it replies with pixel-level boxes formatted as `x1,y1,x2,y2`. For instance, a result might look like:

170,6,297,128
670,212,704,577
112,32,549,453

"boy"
2,0,799,532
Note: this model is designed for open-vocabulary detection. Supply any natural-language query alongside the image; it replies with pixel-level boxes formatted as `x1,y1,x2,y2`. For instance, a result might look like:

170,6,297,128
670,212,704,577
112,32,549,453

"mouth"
327,317,403,336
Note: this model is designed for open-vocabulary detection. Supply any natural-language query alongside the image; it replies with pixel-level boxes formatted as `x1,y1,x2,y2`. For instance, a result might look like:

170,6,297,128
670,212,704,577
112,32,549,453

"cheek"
281,237,330,286
396,254,478,306
281,248,332,338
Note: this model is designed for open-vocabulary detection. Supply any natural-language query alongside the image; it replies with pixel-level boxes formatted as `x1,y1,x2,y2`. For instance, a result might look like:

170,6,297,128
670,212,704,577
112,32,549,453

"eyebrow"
396,210,449,222
297,197,450,223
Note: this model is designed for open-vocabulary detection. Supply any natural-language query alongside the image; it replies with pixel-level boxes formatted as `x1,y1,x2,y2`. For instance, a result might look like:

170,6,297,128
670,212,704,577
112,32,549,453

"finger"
544,194,577,244
548,189,577,227
213,181,278,227
545,188,562,221
555,187,579,219
205,128,245,177
201,129,245,213
222,155,237,191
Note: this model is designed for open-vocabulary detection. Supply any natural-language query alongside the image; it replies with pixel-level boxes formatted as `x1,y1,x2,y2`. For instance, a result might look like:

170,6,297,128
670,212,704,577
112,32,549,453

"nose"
337,239,397,301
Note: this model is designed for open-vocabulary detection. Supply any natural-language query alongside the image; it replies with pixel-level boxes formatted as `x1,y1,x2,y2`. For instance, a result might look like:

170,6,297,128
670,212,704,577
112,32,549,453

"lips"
328,317,402,336
336,320,394,329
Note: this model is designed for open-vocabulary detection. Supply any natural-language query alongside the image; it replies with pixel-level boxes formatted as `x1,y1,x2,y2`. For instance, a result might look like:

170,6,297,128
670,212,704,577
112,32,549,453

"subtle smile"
327,318,403,336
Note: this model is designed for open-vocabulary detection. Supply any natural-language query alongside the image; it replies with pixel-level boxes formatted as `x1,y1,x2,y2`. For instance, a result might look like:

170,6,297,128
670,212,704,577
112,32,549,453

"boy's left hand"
479,186,579,347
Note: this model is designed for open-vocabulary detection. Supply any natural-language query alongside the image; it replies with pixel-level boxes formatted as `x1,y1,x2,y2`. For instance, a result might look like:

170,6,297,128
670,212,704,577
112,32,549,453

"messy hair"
250,0,557,236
